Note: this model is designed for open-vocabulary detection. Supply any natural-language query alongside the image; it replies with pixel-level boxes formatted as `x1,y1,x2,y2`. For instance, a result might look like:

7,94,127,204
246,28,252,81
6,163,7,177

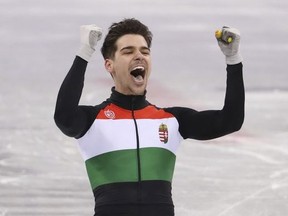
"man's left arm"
165,63,244,140
165,27,245,140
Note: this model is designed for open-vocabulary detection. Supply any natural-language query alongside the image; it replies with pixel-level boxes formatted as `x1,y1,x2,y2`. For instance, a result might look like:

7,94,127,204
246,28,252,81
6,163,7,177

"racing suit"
54,56,245,216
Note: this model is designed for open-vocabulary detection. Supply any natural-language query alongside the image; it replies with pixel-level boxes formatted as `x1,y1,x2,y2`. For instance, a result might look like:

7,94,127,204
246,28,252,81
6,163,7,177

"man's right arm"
54,56,90,138
54,25,102,138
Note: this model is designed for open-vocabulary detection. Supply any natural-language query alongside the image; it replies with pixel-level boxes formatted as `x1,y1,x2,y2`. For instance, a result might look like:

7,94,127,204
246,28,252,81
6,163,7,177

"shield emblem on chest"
159,123,168,144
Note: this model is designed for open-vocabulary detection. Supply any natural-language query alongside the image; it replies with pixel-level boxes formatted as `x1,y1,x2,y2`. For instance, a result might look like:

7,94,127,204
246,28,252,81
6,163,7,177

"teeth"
132,66,144,71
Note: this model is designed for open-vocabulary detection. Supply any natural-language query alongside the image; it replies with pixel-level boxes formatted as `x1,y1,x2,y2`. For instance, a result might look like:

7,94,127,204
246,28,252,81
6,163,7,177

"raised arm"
165,27,245,140
54,25,102,138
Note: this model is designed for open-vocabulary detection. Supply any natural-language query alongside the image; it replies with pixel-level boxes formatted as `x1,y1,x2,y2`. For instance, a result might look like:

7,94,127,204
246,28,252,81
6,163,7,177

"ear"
104,59,113,73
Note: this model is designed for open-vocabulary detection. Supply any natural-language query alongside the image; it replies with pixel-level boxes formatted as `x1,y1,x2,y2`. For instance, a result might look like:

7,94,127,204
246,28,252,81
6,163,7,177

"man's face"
105,34,151,95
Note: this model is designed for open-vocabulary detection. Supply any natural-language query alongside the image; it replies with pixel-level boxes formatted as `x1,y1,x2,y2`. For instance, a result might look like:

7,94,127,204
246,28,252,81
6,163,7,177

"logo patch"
159,123,168,144
104,109,115,119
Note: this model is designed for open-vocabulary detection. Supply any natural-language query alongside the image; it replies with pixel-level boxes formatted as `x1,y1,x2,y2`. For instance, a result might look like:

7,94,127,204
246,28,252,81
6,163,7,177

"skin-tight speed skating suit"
54,56,245,216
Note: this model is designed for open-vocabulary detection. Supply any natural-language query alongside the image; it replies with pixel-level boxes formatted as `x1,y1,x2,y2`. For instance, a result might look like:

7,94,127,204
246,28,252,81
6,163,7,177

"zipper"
131,97,142,202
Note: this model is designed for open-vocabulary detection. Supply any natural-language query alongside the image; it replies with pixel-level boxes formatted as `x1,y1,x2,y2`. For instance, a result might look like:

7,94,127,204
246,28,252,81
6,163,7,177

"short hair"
101,18,153,59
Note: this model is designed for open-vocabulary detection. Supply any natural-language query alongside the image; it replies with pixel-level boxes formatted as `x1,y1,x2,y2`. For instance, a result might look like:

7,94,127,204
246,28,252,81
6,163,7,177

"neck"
109,87,148,110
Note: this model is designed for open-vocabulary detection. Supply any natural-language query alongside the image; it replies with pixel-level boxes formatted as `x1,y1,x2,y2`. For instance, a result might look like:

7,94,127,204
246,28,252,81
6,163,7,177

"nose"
134,50,144,61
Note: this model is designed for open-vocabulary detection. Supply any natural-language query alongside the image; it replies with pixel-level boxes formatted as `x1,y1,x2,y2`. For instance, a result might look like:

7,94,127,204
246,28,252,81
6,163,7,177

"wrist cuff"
78,44,95,62
226,53,243,65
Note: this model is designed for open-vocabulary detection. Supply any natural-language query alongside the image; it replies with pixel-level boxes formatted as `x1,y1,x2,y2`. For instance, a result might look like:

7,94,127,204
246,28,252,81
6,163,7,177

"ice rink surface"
1,0,288,215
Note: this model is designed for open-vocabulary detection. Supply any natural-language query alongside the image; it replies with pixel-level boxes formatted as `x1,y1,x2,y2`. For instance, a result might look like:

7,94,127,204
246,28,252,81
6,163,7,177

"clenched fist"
78,24,103,62
216,26,243,65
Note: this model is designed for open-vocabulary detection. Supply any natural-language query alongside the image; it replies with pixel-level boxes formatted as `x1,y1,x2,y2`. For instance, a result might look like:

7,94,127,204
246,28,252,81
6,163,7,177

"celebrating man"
54,18,244,216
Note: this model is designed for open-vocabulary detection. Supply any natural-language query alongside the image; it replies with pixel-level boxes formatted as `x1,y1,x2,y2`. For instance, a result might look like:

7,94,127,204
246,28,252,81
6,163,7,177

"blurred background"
1,0,287,215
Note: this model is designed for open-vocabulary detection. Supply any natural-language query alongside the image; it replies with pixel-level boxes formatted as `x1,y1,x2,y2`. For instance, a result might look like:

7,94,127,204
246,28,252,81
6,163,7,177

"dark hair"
101,18,153,59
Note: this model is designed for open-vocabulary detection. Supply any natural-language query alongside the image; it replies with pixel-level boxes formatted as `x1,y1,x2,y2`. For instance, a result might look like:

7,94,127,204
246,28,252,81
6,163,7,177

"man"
54,18,244,216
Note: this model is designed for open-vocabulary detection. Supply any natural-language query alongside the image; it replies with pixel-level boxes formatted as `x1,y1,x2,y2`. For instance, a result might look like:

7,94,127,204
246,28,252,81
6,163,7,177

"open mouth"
130,66,145,83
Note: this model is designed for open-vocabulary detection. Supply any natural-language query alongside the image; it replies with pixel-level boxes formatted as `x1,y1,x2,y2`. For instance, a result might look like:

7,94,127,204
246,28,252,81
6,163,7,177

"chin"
132,86,146,95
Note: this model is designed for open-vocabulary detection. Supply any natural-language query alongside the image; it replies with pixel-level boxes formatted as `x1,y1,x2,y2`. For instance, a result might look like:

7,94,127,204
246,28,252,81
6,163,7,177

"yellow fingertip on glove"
215,30,233,43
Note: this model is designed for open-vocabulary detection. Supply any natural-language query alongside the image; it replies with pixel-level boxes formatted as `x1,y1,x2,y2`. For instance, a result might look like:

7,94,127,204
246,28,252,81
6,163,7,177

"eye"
123,51,133,55
141,50,150,55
